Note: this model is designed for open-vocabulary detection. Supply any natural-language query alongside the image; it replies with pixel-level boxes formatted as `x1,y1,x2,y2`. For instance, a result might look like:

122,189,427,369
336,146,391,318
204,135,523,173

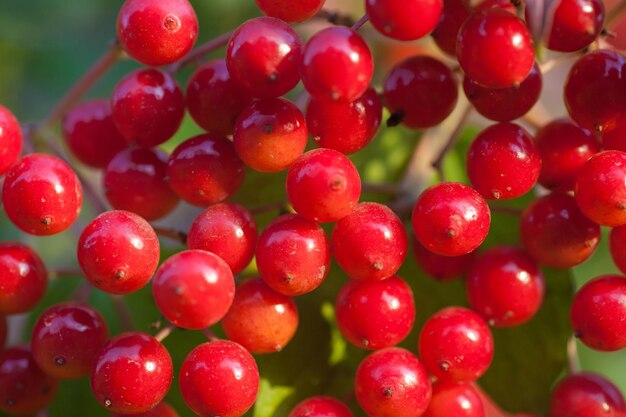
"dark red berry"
288,397,354,417
366,0,443,41
412,237,476,281
255,0,325,22
431,0,471,56
546,0,604,52
602,120,626,152
550,373,626,417
610,225,626,275
0,242,47,315
424,381,485,417
0,104,22,176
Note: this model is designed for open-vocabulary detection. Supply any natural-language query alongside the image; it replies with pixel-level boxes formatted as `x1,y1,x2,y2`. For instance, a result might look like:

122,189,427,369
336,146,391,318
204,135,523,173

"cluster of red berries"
0,0,625,416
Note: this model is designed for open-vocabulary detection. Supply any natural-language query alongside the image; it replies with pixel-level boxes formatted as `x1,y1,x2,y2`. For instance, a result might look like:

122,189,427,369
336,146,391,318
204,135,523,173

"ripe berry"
431,0,471,56
256,214,330,296
116,0,198,66
521,193,600,269
301,27,373,102
288,397,354,417
110,401,180,417
103,148,179,221
152,250,235,329
187,203,257,275
383,55,458,129
0,104,22,176
286,149,361,223
227,17,302,98
62,99,127,169
457,8,535,88
412,182,491,256
550,373,626,417
91,332,173,413
418,307,494,382
255,0,325,23
167,133,245,206
186,59,255,135
335,275,415,350
0,347,58,415
424,381,485,417
2,153,82,235
467,246,545,327
0,242,47,315
180,340,259,417
233,98,308,172
571,275,626,351
610,226,626,275
412,237,476,281
78,210,160,295
467,122,541,200
366,0,443,41
221,278,299,353
111,68,185,148
31,302,109,379
355,347,431,417
307,87,382,154
545,0,604,52
331,202,407,281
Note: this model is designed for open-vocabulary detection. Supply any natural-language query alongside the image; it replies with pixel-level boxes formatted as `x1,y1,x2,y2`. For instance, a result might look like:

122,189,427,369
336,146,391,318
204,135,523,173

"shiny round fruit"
0,104,22,176
431,0,471,56
546,0,604,52
412,237,476,281
255,0,325,22
550,373,626,417
367,0,443,41
424,381,485,417
0,242,47,315
288,396,354,417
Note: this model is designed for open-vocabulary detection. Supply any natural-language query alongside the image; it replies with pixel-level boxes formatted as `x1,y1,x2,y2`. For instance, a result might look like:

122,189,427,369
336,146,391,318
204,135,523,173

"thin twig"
248,200,288,215
203,328,220,342
49,268,83,279
362,182,400,195
351,14,369,31
431,103,473,181
314,9,357,27
152,226,187,245
71,282,93,304
155,323,176,342
167,31,233,74
567,335,581,374
111,295,135,332
489,205,524,216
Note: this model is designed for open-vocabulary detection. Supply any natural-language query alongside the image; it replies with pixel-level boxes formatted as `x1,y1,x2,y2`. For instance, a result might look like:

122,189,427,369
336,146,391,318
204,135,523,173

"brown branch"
152,226,188,244
111,295,135,332
362,182,400,195
155,323,176,342
489,205,524,216
167,31,233,74
248,200,288,215
351,14,369,31
314,9,357,27
431,104,473,181
203,328,220,342
567,334,581,374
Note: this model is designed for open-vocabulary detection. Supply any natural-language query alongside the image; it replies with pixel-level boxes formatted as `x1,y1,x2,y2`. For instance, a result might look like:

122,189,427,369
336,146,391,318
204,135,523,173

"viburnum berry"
288,396,353,417
544,0,604,52
254,0,325,23
550,372,626,417
423,381,485,417
366,0,443,41
0,104,22,176
110,401,180,417
412,237,476,281
0,242,47,315
431,0,470,56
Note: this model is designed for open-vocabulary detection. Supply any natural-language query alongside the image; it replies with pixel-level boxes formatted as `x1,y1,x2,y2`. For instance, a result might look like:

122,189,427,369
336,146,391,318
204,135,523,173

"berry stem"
71,282,93,304
489,205,523,216
351,13,369,31
167,31,233,74
249,200,288,214
49,268,83,279
362,182,400,195
431,103,473,181
567,333,581,374
111,295,135,331
152,226,188,245
314,9,358,27
202,328,220,342
154,323,176,342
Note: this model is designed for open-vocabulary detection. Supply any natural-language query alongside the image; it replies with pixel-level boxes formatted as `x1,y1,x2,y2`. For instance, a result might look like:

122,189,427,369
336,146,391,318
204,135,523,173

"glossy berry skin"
286,149,361,223
575,150,626,227
301,27,373,103
564,50,626,134
307,88,382,154
91,332,172,413
221,278,299,354
62,99,127,169
288,397,354,417
78,210,160,295
521,193,600,269
457,8,534,88
180,340,259,417
234,98,307,172
110,401,180,417
103,148,179,221
467,123,541,200
571,275,626,351
424,381,485,417
111,68,185,148
366,0,443,41
0,242,47,315
418,307,494,383
331,202,407,281
255,0,325,22
463,64,542,122
167,133,245,207
256,214,330,296
412,182,491,256
0,347,58,415
412,237,476,281
227,17,302,98
610,226,626,275
187,203,257,275
31,302,109,379
2,153,82,235
467,246,545,327
355,347,431,417
546,0,604,52
431,0,471,56
383,55,458,129
116,0,198,66
550,372,626,417
335,275,415,350
0,104,22,176
186,59,255,135
536,119,600,191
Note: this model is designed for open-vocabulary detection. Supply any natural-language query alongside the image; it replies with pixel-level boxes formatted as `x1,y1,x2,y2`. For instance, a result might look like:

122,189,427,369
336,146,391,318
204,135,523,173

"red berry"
546,0,604,52
355,347,431,417
91,332,172,413
610,225,626,275
571,275,626,351
366,0,443,41
111,68,185,148
227,17,302,98
2,153,82,235
602,120,626,152
467,246,545,327
550,373,626,417
116,0,198,66
424,381,485,417
167,133,245,207
431,0,471,56
301,27,373,102
180,340,259,417
152,250,235,329
255,0,325,23
221,278,299,354
187,203,258,275
256,214,330,296
412,182,491,256
288,397,354,417
412,237,476,281
110,401,180,417
286,149,361,223
0,104,22,176
0,242,47,315
331,202,407,281
418,307,494,382
457,8,535,88
31,302,109,379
